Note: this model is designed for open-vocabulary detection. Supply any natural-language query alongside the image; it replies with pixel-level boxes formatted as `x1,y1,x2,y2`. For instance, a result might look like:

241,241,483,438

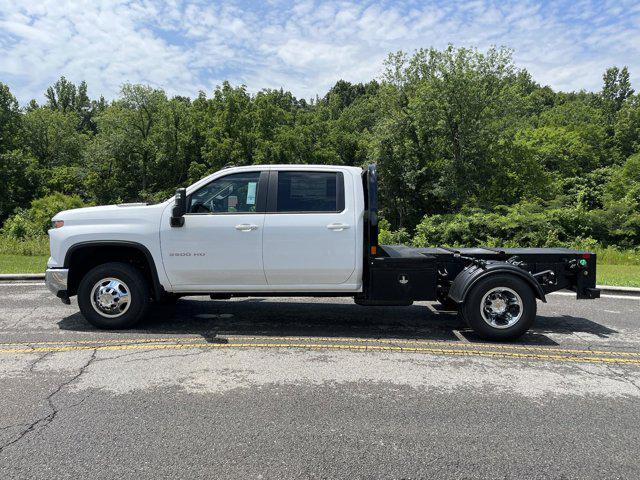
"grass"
0,235,49,256
0,235,638,287
591,246,640,265
0,235,50,274
596,264,640,287
0,254,48,274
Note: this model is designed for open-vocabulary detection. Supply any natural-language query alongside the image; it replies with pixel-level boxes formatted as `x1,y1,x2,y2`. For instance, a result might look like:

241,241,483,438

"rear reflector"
370,246,377,255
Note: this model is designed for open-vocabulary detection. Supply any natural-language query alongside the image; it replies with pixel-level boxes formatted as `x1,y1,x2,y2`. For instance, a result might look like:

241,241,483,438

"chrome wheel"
480,287,523,329
90,277,131,318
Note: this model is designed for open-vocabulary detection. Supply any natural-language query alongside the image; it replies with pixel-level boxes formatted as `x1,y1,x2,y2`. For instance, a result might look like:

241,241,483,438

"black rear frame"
358,164,600,306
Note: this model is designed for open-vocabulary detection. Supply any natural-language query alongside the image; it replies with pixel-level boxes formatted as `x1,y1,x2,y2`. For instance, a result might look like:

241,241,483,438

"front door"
160,171,267,288
262,170,357,286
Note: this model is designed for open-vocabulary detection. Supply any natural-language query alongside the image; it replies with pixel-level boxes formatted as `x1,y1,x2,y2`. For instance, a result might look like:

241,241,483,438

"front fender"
448,262,546,304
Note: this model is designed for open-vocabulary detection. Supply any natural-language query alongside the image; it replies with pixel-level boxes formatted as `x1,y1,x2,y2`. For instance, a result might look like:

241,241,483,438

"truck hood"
52,202,168,224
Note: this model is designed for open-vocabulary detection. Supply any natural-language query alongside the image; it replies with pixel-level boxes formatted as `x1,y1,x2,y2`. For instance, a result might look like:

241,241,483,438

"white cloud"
0,0,639,104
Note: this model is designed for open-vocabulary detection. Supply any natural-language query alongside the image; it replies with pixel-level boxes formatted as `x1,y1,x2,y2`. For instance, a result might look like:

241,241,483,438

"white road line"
452,330,470,343
550,291,640,301
425,303,440,314
0,282,47,287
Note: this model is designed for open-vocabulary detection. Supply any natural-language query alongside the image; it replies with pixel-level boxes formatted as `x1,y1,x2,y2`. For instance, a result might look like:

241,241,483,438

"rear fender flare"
448,263,546,304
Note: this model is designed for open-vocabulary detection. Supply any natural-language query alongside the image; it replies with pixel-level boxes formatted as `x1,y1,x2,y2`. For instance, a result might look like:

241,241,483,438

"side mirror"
170,188,187,227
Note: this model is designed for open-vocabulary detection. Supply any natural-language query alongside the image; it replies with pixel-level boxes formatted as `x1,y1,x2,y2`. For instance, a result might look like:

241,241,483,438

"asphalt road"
1,282,639,479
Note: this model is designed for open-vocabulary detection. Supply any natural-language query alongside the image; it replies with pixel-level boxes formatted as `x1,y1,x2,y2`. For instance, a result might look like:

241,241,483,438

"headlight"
51,220,64,229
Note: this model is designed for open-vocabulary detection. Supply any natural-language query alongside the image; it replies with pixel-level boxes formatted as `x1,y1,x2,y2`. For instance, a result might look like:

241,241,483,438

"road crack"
28,351,51,373
571,363,616,382
9,306,40,329
602,363,640,394
0,424,28,431
0,349,97,455
574,344,640,392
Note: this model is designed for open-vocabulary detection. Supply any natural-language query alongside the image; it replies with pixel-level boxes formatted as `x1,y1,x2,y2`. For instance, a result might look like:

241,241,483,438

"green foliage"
561,167,612,210
2,211,35,239
372,46,548,227
0,150,40,221
0,82,20,152
0,50,639,253
615,95,640,159
606,152,640,204
378,218,411,245
0,235,49,256
601,66,634,120
20,107,88,169
2,193,85,238
411,202,640,249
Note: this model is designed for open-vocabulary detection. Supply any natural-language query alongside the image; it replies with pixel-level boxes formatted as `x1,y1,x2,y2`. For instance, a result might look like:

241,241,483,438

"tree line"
1,46,639,248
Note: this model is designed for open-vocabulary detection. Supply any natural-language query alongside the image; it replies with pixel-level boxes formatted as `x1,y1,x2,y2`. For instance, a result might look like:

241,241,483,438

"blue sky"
1,0,639,104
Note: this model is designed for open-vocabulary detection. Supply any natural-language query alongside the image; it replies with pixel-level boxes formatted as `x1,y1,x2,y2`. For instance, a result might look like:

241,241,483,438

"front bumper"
45,268,70,302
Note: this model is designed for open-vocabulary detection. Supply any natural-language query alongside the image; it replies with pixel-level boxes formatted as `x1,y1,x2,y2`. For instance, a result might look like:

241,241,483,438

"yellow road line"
224,335,640,357
1,341,640,365
1,334,640,357
0,336,203,347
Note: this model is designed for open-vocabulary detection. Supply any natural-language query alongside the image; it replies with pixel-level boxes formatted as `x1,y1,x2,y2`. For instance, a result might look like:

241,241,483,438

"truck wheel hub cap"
490,298,507,313
480,287,523,329
91,278,131,318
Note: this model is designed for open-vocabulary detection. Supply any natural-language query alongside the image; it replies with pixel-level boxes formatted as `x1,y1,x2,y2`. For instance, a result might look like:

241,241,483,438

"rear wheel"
77,262,150,329
461,274,537,340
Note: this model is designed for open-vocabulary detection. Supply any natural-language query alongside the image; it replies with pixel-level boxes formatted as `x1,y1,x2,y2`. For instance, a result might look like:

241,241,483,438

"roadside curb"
596,285,640,297
1,274,638,297
0,273,45,280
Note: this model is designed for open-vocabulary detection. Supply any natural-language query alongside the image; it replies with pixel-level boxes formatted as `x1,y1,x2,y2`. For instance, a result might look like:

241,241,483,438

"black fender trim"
448,262,546,304
64,241,164,300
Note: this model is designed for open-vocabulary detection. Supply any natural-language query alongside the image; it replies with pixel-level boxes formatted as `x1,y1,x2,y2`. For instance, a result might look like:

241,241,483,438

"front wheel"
460,274,537,341
77,262,150,329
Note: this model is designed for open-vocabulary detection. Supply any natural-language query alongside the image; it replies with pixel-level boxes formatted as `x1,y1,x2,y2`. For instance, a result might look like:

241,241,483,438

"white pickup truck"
46,164,599,340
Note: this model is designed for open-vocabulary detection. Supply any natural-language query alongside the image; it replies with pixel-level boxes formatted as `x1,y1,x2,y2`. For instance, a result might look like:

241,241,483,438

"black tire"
77,262,150,329
460,274,537,341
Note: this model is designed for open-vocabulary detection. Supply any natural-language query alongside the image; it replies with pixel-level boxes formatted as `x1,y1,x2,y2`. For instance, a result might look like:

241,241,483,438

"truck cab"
46,164,599,340
160,165,364,292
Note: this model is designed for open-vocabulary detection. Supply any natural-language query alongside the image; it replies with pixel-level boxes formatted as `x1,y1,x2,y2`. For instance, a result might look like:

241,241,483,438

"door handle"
235,224,258,231
327,223,350,231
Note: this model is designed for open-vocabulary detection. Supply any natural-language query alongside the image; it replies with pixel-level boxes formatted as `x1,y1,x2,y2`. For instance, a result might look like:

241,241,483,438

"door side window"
188,172,262,214
275,171,344,213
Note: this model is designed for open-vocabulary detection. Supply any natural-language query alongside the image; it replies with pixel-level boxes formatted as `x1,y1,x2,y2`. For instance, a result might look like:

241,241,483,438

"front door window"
188,172,261,214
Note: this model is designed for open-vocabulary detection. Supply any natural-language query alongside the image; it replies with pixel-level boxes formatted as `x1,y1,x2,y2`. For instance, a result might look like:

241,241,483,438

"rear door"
262,169,357,286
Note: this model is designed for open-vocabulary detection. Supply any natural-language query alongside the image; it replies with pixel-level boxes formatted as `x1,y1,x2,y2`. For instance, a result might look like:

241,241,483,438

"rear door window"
275,172,344,213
